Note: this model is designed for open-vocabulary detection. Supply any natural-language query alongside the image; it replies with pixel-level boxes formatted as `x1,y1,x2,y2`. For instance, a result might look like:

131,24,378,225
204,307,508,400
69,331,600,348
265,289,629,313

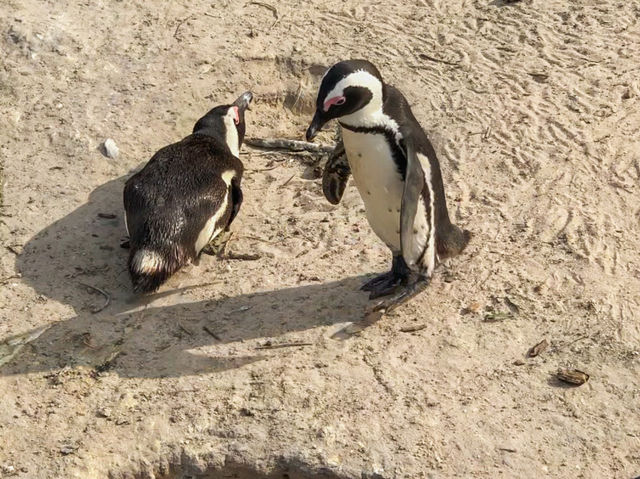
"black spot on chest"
340,122,407,180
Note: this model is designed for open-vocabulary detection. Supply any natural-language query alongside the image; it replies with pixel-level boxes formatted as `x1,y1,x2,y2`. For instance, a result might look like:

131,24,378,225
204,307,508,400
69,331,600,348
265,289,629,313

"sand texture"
1,0,639,477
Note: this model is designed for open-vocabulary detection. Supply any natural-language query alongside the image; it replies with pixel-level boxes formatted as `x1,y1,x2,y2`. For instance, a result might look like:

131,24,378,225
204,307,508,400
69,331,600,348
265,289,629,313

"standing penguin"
123,91,253,293
306,60,470,313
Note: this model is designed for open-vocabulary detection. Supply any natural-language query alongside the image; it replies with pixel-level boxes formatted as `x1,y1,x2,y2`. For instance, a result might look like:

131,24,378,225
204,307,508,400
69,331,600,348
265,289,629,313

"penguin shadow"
5,174,372,379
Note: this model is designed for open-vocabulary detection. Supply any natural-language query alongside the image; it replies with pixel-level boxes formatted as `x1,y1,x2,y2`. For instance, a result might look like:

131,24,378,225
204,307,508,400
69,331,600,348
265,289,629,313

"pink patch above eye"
323,96,346,112
232,106,239,124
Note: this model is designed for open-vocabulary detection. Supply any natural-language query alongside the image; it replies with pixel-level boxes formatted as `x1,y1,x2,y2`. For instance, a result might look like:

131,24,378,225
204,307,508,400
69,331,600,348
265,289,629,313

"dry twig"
255,341,313,350
245,137,333,153
203,325,222,341
174,15,194,39
79,282,111,313
246,1,278,18
419,53,460,66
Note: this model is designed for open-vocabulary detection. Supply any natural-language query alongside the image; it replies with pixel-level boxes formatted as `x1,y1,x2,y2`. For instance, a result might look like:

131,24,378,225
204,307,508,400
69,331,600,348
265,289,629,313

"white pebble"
102,138,119,159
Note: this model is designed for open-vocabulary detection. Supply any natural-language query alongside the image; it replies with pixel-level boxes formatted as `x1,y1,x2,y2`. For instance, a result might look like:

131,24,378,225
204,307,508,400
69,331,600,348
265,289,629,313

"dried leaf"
527,339,549,358
556,369,589,385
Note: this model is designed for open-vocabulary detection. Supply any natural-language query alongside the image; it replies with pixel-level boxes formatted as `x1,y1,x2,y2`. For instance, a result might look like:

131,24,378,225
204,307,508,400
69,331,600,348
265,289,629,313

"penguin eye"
231,106,240,125
323,95,347,112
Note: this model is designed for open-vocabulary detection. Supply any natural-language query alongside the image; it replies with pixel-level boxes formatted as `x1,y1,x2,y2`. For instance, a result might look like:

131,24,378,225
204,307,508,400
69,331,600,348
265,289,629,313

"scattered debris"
225,252,261,261
1,465,16,475
399,324,427,333
244,137,333,153
513,359,526,366
246,1,278,19
5,244,23,255
96,408,111,418
556,368,589,386
93,350,121,375
178,322,194,336
229,305,253,314
59,445,75,455
504,296,520,313
482,310,512,322
173,14,194,39
0,274,21,285
78,282,111,313
279,174,296,188
101,138,119,159
97,212,117,219
255,341,313,350
463,301,483,314
0,325,49,368
527,339,549,358
528,72,548,83
499,447,518,453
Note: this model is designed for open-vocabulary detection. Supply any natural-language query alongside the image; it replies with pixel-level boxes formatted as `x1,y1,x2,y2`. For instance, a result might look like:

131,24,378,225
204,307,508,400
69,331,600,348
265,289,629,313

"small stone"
60,445,75,455
102,138,119,158
2,465,16,475
96,407,111,418
513,359,525,366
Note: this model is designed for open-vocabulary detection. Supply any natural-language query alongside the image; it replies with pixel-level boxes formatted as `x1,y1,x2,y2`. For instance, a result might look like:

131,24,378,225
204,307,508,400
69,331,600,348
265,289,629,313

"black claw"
368,281,402,300
361,255,410,298
120,239,130,249
367,277,430,316
361,271,394,292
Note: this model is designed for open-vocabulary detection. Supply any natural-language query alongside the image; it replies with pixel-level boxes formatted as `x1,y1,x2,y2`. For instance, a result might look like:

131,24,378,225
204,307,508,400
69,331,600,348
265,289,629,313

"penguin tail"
128,248,178,293
437,224,472,260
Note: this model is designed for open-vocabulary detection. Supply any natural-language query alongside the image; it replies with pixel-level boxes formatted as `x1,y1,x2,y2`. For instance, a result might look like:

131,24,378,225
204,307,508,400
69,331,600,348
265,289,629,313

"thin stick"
203,326,222,341
255,341,312,350
419,53,460,66
174,14,194,39
178,322,194,336
247,165,280,172
225,252,261,261
79,282,111,314
245,137,333,153
279,174,296,188
0,274,20,285
246,1,278,18
400,324,427,333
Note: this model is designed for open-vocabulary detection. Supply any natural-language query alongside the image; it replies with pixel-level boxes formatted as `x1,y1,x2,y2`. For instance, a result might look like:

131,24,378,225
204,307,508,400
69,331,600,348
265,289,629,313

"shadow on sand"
2,174,372,379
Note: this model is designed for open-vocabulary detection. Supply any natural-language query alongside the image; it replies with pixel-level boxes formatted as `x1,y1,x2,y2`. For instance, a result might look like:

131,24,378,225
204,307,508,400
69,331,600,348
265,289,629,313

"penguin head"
306,60,383,141
193,91,253,156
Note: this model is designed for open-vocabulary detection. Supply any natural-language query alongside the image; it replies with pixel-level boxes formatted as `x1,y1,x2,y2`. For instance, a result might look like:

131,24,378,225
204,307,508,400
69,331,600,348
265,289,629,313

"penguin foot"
366,275,406,300
360,271,395,292
361,255,410,299
365,277,430,320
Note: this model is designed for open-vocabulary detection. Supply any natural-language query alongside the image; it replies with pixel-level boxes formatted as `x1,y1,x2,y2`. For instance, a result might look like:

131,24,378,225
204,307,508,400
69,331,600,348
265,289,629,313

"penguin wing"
226,176,243,230
399,133,436,277
322,138,351,205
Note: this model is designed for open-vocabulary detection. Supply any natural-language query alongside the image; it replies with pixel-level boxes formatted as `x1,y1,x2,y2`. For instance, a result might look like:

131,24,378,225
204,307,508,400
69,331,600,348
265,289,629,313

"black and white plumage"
123,91,253,293
306,60,470,313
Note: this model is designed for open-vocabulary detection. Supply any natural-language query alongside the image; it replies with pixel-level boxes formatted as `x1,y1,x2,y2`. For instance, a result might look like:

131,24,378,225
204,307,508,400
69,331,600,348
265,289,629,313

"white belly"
341,127,403,251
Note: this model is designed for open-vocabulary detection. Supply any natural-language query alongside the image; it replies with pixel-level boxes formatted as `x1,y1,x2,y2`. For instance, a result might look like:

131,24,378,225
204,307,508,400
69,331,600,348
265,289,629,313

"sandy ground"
1,0,640,478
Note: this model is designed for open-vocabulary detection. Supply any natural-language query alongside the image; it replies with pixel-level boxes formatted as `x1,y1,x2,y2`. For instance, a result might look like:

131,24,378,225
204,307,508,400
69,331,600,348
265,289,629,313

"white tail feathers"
131,249,164,274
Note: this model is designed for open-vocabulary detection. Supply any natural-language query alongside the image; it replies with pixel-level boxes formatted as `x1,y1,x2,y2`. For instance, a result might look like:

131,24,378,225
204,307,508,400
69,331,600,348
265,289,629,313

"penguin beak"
306,110,326,141
233,91,253,112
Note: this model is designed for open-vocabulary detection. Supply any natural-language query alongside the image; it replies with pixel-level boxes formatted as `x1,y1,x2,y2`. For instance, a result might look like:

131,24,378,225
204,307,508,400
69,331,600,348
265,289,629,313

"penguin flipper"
322,139,350,205
399,134,435,277
226,177,243,230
